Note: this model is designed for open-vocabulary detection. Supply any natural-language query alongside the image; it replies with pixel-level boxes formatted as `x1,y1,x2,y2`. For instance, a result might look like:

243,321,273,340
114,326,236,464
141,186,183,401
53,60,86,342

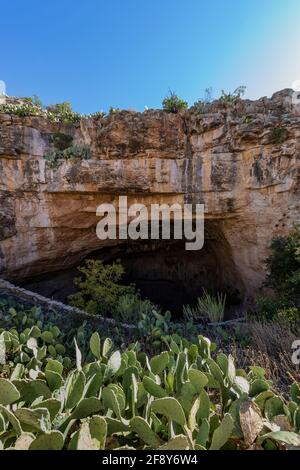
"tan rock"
0,90,299,304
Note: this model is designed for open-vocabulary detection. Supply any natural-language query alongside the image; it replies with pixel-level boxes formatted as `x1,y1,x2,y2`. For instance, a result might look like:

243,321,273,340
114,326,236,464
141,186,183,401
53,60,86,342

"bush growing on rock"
219,86,246,103
265,226,300,299
252,227,300,323
44,144,91,168
69,260,141,319
162,91,188,113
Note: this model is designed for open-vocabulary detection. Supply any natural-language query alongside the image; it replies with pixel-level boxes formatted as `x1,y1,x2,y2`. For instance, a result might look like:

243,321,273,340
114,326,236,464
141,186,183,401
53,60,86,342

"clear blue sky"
1,0,300,113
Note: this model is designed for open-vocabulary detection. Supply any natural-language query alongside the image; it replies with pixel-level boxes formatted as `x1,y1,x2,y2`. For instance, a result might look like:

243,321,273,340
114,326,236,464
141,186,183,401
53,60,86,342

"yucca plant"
183,290,226,323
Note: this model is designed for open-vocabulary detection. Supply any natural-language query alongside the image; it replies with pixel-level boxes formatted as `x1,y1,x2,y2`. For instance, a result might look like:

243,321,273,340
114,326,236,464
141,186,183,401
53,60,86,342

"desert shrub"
183,290,226,323
193,100,207,114
69,259,137,317
245,319,300,388
265,226,300,300
47,101,72,114
162,91,188,113
50,132,74,151
220,86,246,103
69,260,159,324
22,97,33,103
276,307,299,325
243,115,252,124
44,144,90,168
269,127,288,145
62,144,90,160
193,87,214,114
251,227,300,323
21,95,43,107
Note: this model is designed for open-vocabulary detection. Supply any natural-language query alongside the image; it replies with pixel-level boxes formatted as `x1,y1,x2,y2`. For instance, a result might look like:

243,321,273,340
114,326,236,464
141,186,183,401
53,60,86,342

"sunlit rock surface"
0,89,299,303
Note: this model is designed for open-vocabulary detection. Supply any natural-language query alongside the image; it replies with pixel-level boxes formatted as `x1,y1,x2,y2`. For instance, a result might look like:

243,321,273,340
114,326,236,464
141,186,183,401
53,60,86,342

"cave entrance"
21,220,244,319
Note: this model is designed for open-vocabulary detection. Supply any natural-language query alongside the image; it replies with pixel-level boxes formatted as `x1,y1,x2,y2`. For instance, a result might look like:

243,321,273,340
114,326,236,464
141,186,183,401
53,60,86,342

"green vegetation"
254,226,300,323
69,260,137,317
162,91,188,113
183,290,226,323
269,127,288,145
265,227,300,297
0,97,104,123
219,86,246,103
69,260,158,325
46,102,82,124
49,132,74,151
1,297,300,450
193,87,214,114
44,144,90,169
0,102,44,117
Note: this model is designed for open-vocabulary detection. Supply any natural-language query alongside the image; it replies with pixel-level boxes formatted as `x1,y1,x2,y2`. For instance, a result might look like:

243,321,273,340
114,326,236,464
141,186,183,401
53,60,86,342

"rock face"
0,89,299,306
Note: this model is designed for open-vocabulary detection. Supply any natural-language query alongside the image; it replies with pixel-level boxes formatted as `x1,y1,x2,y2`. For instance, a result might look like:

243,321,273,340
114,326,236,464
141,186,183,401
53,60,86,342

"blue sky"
1,0,300,113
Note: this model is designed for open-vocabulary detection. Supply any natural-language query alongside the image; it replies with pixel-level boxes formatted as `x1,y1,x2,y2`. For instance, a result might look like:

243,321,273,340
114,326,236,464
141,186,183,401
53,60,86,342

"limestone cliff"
0,89,299,305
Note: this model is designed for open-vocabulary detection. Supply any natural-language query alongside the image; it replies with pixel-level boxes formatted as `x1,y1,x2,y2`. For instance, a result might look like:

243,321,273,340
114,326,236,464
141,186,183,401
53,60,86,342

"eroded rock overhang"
0,89,299,302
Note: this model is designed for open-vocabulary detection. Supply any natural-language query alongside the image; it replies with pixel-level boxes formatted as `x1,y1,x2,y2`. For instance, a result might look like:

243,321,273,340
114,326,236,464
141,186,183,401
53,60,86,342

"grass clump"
183,290,226,323
219,86,246,103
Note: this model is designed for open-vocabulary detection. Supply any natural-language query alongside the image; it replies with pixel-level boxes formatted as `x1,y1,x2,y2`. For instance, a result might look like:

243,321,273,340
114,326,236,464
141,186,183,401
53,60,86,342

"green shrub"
219,86,246,103
276,307,299,325
269,127,288,145
162,91,188,113
183,290,226,323
69,260,136,317
48,101,72,113
265,226,300,300
253,296,294,322
114,293,154,324
69,260,158,324
193,87,213,114
62,144,90,160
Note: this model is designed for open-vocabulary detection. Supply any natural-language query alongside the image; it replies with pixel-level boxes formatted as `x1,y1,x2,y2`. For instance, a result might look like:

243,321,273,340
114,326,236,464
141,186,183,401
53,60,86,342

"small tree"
47,101,73,114
162,91,188,113
220,86,246,103
265,226,300,299
69,259,135,316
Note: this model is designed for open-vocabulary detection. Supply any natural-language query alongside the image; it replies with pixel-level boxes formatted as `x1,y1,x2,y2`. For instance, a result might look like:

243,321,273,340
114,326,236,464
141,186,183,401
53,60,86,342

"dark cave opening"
21,221,245,319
